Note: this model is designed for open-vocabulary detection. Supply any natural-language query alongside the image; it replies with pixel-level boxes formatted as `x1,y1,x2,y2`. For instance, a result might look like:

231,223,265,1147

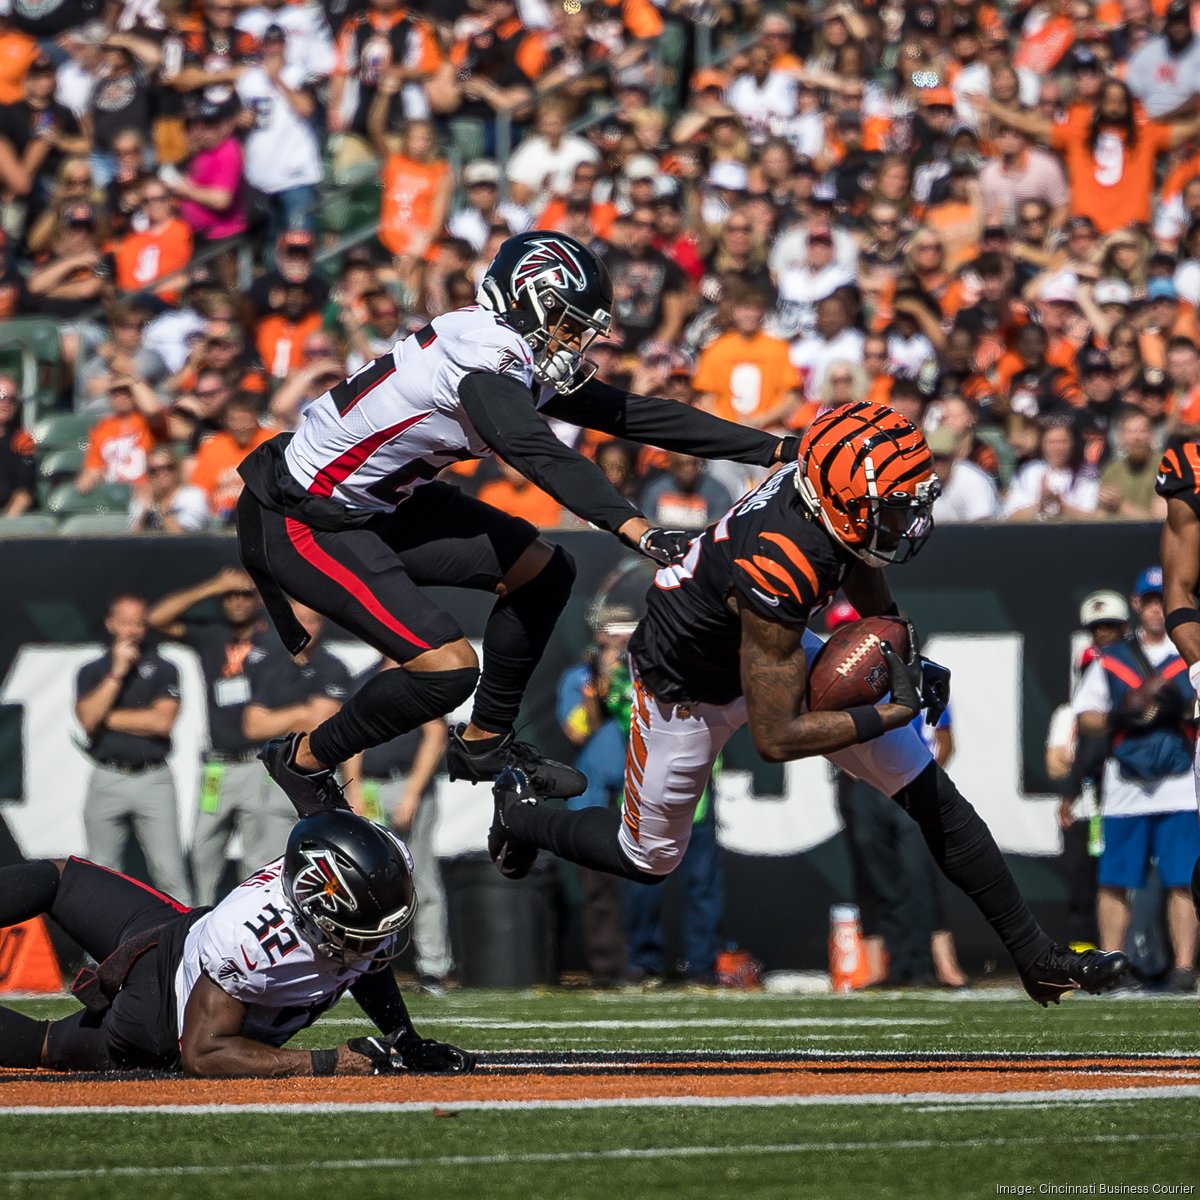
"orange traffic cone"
0,917,62,994
829,904,873,993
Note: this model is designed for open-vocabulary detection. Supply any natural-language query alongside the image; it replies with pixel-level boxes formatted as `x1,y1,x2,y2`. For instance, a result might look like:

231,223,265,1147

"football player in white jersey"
236,231,793,818
0,813,474,1076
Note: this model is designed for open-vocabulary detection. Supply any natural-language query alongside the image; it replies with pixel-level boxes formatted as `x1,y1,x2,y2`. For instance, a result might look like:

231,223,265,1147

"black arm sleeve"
459,371,643,535
349,965,415,1036
542,377,783,466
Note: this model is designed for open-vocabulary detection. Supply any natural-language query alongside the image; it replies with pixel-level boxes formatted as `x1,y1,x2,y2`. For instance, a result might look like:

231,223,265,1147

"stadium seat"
32,413,92,455
58,513,132,536
0,318,67,422
44,481,131,517
36,445,84,483
0,514,57,537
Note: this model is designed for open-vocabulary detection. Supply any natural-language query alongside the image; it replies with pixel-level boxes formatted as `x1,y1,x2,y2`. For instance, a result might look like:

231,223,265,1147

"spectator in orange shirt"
535,160,617,241
255,284,323,380
1165,333,1200,436
78,380,163,492
188,394,276,522
693,284,800,430
0,16,36,106
476,459,562,529
113,180,193,303
369,80,451,298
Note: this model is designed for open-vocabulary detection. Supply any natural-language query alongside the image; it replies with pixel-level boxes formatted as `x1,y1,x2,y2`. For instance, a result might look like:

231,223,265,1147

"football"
806,616,912,711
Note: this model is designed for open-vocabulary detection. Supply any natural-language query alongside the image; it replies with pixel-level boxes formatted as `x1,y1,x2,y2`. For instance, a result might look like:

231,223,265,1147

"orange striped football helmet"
795,401,940,565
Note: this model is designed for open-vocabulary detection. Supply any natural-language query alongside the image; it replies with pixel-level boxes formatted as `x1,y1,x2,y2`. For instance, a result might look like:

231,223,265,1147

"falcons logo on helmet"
292,848,357,915
511,237,588,295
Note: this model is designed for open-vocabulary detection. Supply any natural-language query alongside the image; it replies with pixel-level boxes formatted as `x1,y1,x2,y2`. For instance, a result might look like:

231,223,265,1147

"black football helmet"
479,231,613,394
283,811,417,965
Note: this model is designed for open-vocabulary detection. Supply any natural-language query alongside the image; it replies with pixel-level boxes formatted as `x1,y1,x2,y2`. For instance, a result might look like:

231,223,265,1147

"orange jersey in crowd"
256,312,323,379
0,31,36,104
84,413,158,485
190,428,277,516
476,477,562,528
1051,119,1173,232
113,220,193,302
536,197,618,239
693,331,800,425
379,155,451,257
334,8,441,78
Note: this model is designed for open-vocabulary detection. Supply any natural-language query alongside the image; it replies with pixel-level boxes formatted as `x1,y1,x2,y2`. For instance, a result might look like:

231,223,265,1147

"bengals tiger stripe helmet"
795,401,940,565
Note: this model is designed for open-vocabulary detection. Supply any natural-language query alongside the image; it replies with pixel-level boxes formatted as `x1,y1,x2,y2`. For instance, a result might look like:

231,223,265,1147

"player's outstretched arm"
740,604,919,761
1162,496,1200,668
543,378,789,466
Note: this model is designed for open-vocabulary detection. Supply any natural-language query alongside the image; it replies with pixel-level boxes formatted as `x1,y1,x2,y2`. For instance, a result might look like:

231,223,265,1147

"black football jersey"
1156,441,1200,515
629,461,854,706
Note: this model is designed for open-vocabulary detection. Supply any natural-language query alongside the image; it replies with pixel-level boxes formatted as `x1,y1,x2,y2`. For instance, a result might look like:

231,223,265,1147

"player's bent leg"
0,860,61,928
0,1007,50,1068
892,763,1129,1004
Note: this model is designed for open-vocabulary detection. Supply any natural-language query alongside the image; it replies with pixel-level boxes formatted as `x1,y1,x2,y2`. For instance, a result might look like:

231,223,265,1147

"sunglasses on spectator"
147,462,177,475
142,192,170,203
64,174,91,187
726,223,752,233
913,241,939,252
304,342,336,357
207,337,237,349
872,216,898,227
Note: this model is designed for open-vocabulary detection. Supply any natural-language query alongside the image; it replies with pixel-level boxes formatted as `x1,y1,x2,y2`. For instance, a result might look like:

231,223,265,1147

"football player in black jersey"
493,402,1130,1004
1156,439,1200,919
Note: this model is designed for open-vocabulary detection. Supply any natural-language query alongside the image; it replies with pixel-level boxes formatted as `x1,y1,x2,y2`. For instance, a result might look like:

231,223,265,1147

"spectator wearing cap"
505,99,599,210
112,178,192,303
56,23,107,120
476,458,562,529
0,376,34,517
1137,278,1186,362
0,51,88,206
981,80,1200,234
978,121,1070,231
693,283,799,431
604,202,691,351
927,424,998,523
1073,566,1200,993
189,392,275,522
1002,418,1100,520
771,218,853,340
235,23,323,243
1062,346,1125,467
26,198,104,320
924,155,984,273
648,190,703,285
247,229,328,321
85,40,153,187
77,378,163,492
368,95,451,300
255,283,322,380
1126,0,1200,120
236,0,335,81
166,101,247,249
448,159,529,252
1098,407,1168,518
128,446,210,533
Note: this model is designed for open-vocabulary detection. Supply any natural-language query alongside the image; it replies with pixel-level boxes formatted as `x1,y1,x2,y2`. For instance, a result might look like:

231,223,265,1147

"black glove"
880,640,922,716
919,657,951,727
347,1030,477,1075
637,526,692,566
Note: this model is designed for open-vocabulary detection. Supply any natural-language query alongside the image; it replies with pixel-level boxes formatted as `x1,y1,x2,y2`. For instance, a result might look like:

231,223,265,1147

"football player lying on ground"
490,402,1130,1004
0,812,475,1076
236,231,794,820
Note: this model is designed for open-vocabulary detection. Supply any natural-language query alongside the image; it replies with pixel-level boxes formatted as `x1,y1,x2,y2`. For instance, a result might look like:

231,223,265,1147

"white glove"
536,349,579,388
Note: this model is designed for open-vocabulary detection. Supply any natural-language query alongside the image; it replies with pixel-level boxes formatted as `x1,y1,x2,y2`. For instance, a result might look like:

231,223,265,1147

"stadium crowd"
0,0,1197,530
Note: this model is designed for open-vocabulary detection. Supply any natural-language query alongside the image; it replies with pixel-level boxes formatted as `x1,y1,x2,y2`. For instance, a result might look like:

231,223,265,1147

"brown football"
806,616,912,711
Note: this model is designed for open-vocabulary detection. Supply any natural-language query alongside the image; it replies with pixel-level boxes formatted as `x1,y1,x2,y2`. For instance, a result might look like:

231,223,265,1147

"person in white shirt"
505,99,600,209
237,0,335,80
789,292,864,400
236,25,324,241
447,159,530,251
926,427,998,522
770,219,853,338
128,447,210,532
1002,420,1100,520
1125,0,1200,120
726,43,798,146
0,812,477,1075
56,22,107,118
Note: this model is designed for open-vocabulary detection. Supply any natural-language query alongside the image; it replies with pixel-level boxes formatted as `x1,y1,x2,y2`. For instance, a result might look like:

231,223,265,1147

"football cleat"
446,724,586,799
1018,944,1130,1006
488,767,540,880
257,733,349,818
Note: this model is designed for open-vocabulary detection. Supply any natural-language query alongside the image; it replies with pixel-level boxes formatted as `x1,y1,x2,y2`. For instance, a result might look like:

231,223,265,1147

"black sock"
0,1007,48,1068
894,764,1052,971
1191,856,1200,922
0,861,59,927
505,802,664,885
470,547,575,734
309,666,479,766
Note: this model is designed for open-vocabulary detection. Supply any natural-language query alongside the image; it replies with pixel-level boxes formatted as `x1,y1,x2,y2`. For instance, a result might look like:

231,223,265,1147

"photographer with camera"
1072,566,1200,992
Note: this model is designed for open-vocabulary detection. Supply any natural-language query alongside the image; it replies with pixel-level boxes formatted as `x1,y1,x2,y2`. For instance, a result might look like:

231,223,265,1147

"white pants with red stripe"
618,628,933,876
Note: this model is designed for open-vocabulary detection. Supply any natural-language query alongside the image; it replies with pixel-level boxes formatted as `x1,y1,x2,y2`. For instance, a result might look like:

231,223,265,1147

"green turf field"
1,988,1198,1200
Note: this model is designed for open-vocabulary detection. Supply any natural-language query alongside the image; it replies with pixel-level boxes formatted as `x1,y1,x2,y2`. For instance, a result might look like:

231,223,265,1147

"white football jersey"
174,859,389,1046
284,305,541,512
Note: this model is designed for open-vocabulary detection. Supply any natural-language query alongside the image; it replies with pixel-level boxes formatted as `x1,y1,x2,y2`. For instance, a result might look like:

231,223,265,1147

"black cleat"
257,733,349,818
488,767,540,880
447,724,586,799
1019,944,1130,1006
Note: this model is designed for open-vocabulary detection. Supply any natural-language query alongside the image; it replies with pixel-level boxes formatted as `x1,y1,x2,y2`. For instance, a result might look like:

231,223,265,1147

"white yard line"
335,1017,946,1030
0,1084,1198,1118
0,1129,1186,1182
